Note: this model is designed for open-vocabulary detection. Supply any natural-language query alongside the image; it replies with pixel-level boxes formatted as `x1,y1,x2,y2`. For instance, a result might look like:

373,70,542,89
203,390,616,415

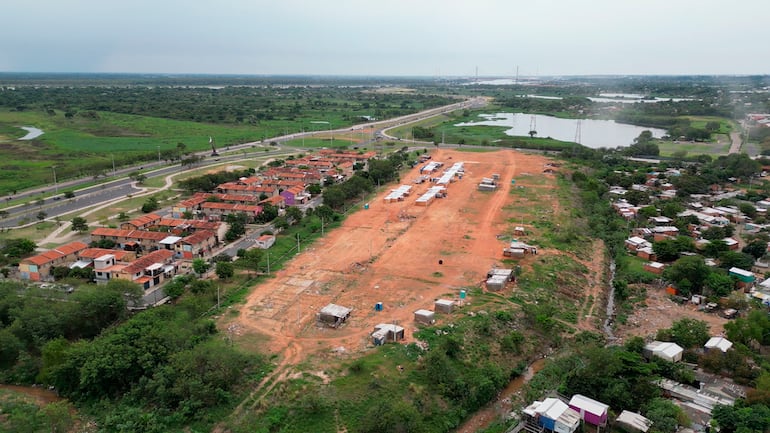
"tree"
255,203,278,223
718,251,755,270
657,318,709,348
36,210,47,221
141,196,160,213
703,271,734,297
739,202,758,219
240,249,263,276
63,191,75,199
742,240,767,259
285,206,303,225
215,261,234,280
1,238,36,258
643,398,684,433
192,258,209,276
129,171,147,184
663,255,710,294
70,217,89,233
703,240,729,258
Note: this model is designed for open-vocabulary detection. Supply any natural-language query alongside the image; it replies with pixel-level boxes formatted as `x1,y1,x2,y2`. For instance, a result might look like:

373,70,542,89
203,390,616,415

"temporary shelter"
644,341,684,362
523,398,581,433
414,309,435,325
568,394,609,426
434,299,455,314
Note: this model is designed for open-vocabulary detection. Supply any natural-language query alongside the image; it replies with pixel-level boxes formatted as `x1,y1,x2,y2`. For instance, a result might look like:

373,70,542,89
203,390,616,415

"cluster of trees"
500,95,593,117
1,272,261,431
0,238,36,267
178,168,255,193
625,130,660,157
0,85,453,126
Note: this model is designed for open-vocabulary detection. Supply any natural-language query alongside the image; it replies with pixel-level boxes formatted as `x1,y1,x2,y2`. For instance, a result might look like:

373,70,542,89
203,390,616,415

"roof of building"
257,234,275,241
156,218,221,231
200,202,263,212
124,213,162,227
22,241,89,266
705,336,733,352
78,248,130,261
91,227,168,241
414,309,434,316
568,394,609,416
121,250,175,275
373,323,404,333
729,267,754,278
319,303,352,318
182,230,216,245
646,341,684,358
435,299,455,307
616,410,651,433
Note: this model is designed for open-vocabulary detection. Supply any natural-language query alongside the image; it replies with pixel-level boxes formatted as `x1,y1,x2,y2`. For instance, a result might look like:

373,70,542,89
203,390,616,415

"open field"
657,136,731,156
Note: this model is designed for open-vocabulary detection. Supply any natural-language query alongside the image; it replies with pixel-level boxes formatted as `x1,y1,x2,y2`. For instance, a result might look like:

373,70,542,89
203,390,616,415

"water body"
455,112,667,148
524,94,697,104
18,126,44,140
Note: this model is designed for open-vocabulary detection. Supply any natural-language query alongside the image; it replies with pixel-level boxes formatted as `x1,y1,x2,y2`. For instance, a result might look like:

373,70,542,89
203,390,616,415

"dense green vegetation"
0,277,266,431
0,83,452,194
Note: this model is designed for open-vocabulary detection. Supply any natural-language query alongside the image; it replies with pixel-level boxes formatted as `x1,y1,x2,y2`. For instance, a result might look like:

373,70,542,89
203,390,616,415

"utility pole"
296,233,300,254
267,252,270,275
157,145,161,165
111,154,116,176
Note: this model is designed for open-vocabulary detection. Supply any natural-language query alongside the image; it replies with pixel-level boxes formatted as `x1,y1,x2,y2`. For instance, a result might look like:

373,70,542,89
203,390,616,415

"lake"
18,126,44,140
455,113,667,148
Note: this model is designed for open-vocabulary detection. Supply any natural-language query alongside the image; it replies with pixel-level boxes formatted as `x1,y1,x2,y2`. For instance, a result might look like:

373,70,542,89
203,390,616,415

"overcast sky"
2,0,769,77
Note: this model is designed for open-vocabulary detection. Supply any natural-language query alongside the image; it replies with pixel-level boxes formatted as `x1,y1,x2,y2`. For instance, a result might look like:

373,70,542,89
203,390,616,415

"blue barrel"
375,302,383,311
364,203,370,209
459,290,466,299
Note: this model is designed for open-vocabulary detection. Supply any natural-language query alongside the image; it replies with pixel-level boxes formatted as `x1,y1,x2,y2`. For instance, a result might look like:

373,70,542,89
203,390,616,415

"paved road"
0,148,295,228
728,131,743,154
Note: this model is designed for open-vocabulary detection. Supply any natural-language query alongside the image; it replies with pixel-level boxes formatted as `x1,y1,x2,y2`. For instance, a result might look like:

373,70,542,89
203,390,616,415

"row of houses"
20,241,179,289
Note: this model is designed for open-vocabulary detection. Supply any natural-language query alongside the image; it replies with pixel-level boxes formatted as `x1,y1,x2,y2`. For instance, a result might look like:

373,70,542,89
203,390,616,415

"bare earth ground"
219,149,562,422
614,286,728,342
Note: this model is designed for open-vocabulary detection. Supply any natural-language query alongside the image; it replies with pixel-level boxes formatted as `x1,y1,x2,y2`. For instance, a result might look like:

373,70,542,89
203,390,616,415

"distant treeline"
0,86,454,125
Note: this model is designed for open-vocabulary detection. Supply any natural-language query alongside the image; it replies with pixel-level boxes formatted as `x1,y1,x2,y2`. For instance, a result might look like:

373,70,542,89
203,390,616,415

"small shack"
643,261,665,275
523,398,581,433
487,268,515,281
568,394,609,426
255,234,276,249
318,303,352,328
729,267,755,289
644,341,683,363
486,275,508,291
615,410,652,433
704,336,733,353
414,309,435,325
434,299,455,314
371,323,405,345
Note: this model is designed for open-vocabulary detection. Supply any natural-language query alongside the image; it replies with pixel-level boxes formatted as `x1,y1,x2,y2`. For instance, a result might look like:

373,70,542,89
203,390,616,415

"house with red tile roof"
19,241,89,281
280,185,310,206
200,202,263,222
91,227,169,251
108,250,177,290
120,213,163,230
177,230,218,259
259,195,286,209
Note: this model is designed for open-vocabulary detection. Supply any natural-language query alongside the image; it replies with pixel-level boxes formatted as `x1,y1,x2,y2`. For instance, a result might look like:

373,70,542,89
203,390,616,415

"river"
18,126,44,140
455,113,667,148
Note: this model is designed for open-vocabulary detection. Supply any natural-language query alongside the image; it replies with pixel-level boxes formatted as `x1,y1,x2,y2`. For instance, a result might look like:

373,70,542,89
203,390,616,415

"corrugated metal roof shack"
318,303,352,328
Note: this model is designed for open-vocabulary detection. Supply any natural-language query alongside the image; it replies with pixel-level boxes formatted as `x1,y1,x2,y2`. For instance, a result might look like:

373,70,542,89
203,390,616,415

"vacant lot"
223,148,558,358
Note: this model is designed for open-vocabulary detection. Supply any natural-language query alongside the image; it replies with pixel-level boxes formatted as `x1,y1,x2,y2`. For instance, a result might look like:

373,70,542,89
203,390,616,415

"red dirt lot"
222,148,555,358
